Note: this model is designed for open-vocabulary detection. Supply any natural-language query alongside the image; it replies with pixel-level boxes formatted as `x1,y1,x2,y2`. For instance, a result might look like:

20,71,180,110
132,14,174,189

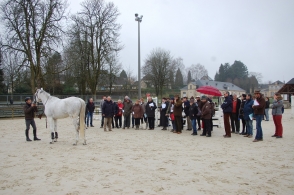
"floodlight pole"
135,14,143,99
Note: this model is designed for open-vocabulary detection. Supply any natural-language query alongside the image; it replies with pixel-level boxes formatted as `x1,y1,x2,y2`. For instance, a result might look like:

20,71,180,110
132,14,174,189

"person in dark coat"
239,94,247,135
189,99,199,136
221,91,233,138
196,96,202,130
160,98,169,130
102,96,115,132
243,94,254,138
183,97,192,130
230,94,241,134
145,97,157,130
86,98,95,127
173,95,183,134
200,96,212,137
23,97,41,141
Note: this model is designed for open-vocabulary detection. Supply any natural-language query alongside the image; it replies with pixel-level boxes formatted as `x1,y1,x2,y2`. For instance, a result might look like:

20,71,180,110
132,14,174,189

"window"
190,85,192,90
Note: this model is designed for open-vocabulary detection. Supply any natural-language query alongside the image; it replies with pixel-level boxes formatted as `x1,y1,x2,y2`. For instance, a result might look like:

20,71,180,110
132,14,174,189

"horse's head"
34,88,44,103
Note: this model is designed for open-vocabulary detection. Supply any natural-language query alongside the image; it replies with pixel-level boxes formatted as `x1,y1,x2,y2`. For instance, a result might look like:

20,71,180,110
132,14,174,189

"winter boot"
33,130,41,141
25,129,32,141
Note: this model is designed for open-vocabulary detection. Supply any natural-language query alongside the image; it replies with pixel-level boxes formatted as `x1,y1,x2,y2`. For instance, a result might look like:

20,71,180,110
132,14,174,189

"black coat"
221,96,233,113
145,100,157,117
102,100,115,118
183,100,190,116
86,101,95,113
189,103,198,120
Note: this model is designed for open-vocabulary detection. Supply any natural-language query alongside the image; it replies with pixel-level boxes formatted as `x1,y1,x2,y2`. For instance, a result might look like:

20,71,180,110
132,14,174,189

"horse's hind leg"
48,117,55,144
72,118,79,145
54,119,58,142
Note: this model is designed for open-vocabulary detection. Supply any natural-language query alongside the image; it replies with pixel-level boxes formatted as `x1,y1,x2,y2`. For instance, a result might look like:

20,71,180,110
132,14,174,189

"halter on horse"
34,88,87,145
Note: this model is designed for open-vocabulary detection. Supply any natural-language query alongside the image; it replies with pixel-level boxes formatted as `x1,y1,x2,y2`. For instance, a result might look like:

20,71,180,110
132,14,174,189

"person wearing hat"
252,90,266,142
239,94,247,135
200,96,212,137
221,91,233,138
189,98,199,136
23,97,41,141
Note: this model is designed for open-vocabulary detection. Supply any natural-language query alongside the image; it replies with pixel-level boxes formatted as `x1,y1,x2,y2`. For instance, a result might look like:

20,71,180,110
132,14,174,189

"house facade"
180,80,246,98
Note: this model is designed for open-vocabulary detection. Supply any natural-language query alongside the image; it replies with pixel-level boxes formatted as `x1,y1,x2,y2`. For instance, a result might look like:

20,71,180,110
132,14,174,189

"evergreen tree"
175,68,184,88
169,70,175,89
187,70,192,84
120,70,127,78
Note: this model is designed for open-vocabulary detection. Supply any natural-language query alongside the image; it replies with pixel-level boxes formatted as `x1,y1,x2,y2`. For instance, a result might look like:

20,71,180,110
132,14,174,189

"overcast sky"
68,0,294,84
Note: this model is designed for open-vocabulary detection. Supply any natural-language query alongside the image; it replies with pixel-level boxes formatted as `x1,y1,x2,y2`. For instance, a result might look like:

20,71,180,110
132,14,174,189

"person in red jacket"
115,99,124,128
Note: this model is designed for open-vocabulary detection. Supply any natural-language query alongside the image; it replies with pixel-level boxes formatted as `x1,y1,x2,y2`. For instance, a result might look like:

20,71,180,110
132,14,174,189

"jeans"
223,113,231,136
86,112,93,126
255,115,263,140
191,119,197,134
265,108,269,120
245,120,253,135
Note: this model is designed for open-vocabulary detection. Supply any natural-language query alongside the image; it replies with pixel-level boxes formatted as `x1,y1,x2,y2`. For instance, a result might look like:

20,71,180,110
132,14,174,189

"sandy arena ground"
0,110,294,195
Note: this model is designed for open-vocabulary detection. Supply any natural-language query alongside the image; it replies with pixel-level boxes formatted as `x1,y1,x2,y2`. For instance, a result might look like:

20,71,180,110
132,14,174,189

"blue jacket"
243,99,254,120
221,96,232,113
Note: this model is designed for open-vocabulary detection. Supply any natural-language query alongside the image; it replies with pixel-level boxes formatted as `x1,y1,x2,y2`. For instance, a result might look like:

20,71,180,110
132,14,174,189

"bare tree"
2,49,24,96
143,48,172,97
1,0,68,93
249,72,263,84
69,0,122,96
106,53,122,94
186,63,208,80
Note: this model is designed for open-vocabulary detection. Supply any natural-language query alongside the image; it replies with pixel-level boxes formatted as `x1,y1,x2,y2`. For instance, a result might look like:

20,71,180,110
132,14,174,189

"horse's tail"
79,99,86,139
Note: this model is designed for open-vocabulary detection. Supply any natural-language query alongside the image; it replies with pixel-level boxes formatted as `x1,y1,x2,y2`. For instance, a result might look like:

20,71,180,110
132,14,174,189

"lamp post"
135,13,143,99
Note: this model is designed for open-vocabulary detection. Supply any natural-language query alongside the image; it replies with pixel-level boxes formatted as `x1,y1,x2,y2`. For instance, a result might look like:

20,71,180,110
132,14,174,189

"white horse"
34,88,86,145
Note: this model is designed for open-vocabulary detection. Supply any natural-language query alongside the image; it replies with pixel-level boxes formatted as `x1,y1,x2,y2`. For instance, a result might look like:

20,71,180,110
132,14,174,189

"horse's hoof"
54,140,57,142
83,143,87,145
50,142,53,144
73,143,77,146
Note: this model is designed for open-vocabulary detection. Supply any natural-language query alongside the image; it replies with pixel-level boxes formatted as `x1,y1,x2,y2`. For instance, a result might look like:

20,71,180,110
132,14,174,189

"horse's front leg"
54,119,58,142
48,117,55,144
72,118,79,146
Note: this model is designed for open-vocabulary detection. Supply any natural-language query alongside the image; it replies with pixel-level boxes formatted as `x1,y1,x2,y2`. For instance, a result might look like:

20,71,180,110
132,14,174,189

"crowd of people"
21,90,284,142
84,90,284,142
